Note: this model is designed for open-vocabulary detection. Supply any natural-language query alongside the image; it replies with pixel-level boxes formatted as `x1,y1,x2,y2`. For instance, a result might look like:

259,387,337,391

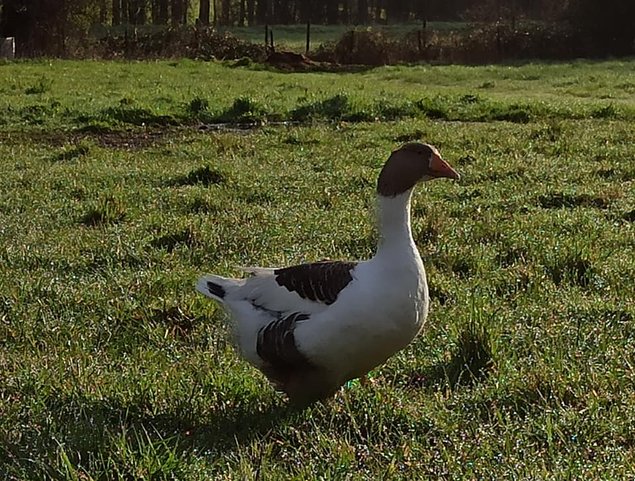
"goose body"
197,142,459,404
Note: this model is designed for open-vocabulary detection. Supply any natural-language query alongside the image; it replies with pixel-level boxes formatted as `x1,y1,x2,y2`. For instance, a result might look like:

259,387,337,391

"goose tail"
196,275,233,303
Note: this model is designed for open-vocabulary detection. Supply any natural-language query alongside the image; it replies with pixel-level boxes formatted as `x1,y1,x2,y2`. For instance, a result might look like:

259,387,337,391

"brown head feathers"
376,142,460,197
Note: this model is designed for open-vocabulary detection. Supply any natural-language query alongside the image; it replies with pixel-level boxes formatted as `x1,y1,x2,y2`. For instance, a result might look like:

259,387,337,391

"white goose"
197,142,460,404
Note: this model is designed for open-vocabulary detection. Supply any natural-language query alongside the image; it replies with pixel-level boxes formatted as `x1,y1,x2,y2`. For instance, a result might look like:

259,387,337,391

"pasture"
1,58,634,479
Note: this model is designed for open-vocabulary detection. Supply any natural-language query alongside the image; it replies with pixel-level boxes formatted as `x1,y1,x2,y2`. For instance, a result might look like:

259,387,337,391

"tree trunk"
157,0,168,23
325,0,338,23
113,0,121,25
121,0,129,23
256,0,267,24
342,0,349,23
357,0,367,23
238,0,245,25
221,0,230,24
129,0,146,24
199,0,210,24
171,0,182,25
150,0,158,23
246,0,255,24
99,0,107,23
374,0,382,22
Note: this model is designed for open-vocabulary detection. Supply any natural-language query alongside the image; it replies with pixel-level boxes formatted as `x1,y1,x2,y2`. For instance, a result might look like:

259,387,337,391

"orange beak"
429,153,460,180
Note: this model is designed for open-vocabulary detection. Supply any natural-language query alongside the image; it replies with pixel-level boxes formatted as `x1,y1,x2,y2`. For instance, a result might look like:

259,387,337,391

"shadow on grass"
3,391,304,477
407,320,495,391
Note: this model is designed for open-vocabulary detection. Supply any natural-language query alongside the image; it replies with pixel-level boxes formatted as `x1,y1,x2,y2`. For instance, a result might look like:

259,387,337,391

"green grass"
1,58,633,131
1,59,634,479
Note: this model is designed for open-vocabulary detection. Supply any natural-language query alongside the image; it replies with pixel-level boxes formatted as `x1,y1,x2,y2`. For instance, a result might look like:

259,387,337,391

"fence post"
1,37,15,59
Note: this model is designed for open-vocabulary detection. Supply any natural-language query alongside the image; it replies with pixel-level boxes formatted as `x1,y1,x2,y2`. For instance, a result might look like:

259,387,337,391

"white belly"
297,262,429,382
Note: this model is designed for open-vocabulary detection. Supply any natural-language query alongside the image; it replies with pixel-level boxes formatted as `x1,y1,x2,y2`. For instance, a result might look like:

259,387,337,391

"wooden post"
264,24,268,47
269,29,274,51
0,38,15,59
306,19,311,54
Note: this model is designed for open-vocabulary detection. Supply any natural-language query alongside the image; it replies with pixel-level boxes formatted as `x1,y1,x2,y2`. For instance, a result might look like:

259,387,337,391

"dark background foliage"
0,0,632,61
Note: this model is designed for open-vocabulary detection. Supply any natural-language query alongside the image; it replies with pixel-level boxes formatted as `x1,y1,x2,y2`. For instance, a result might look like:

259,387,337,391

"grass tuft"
25,76,53,95
135,305,200,339
446,318,495,388
292,93,357,122
187,96,209,114
393,129,426,142
173,165,227,187
538,192,610,209
544,250,596,288
150,226,198,252
53,142,91,161
217,96,271,123
81,195,126,226
591,103,619,119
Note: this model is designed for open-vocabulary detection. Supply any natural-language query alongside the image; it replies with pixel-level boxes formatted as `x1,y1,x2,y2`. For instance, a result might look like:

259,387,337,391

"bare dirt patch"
0,127,175,151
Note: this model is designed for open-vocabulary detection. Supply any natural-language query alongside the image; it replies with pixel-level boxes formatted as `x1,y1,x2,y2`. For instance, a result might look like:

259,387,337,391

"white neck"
374,190,419,259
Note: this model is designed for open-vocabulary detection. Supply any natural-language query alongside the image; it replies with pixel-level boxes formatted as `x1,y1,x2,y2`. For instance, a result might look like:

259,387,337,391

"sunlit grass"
0,59,634,479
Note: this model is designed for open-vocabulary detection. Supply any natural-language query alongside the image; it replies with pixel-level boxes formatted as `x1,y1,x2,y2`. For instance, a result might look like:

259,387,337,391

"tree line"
0,0,632,56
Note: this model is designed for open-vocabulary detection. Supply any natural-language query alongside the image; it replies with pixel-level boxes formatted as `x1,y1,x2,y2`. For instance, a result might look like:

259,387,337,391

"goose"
196,142,460,405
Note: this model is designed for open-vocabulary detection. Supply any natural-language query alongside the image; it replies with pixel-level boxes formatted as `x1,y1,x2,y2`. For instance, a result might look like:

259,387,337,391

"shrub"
94,27,268,61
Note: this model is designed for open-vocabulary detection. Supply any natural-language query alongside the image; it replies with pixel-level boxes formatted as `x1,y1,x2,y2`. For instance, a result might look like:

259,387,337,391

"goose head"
377,142,460,197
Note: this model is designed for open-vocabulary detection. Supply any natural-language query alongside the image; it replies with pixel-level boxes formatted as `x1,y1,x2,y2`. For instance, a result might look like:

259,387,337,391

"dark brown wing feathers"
274,260,356,305
257,312,313,384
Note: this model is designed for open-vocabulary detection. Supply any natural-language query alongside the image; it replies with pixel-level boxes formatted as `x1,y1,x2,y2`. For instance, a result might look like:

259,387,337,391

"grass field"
1,58,634,479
